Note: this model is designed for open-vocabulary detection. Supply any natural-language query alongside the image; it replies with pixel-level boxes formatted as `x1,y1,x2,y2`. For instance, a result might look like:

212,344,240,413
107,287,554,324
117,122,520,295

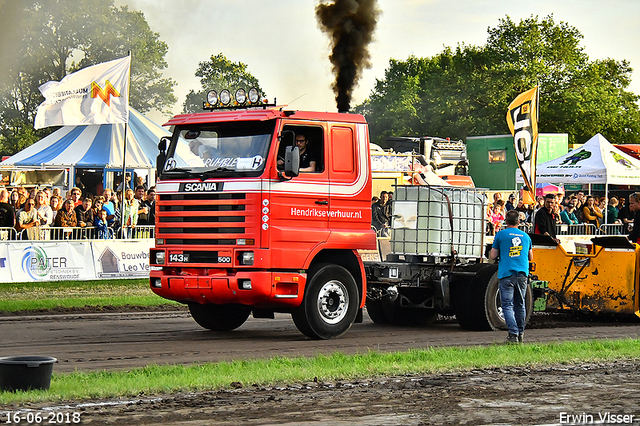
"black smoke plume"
316,0,380,112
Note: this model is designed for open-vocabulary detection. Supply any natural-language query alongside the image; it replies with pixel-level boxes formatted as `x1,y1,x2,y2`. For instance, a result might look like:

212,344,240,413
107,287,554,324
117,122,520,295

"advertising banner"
7,242,95,282
507,86,539,195
0,244,11,281
91,239,153,279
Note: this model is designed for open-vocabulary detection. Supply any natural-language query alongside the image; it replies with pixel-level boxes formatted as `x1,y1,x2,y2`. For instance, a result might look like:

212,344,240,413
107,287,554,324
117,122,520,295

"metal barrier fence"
599,223,626,235
555,223,599,235
0,226,155,241
517,223,533,233
0,228,18,241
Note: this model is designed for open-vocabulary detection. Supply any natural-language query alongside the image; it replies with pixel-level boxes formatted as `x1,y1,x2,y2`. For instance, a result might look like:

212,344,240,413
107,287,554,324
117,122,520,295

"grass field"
1,339,639,404
0,279,180,312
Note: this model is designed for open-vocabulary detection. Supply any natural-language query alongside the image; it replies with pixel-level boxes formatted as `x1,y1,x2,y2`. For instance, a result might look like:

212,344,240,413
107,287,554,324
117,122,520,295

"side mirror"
157,136,170,176
280,130,294,147
284,146,299,177
158,136,169,152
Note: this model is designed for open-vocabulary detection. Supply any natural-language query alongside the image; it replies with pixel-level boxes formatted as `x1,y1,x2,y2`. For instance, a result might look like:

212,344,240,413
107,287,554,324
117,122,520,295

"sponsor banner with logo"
0,240,154,282
92,239,153,279
0,245,10,275
7,242,95,282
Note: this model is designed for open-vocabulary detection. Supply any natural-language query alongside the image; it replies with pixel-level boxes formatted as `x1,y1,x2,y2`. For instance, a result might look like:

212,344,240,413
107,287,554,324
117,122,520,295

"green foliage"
0,0,176,155
182,53,265,113
358,15,640,145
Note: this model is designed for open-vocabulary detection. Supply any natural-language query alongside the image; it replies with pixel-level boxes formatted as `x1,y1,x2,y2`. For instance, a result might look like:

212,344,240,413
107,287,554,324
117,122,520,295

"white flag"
34,56,131,129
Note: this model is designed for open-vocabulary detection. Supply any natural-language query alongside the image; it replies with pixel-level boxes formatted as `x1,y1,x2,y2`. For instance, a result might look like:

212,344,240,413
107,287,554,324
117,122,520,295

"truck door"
268,125,329,265
327,124,370,230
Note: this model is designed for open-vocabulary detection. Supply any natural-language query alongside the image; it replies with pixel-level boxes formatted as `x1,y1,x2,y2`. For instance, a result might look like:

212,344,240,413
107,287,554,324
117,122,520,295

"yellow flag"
506,86,539,195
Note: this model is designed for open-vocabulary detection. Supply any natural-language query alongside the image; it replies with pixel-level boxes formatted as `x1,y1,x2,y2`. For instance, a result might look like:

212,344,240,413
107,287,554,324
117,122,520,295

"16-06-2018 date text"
3,411,81,424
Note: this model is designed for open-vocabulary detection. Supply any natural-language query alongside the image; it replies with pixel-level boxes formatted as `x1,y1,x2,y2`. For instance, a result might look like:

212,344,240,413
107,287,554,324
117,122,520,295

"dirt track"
2,310,640,425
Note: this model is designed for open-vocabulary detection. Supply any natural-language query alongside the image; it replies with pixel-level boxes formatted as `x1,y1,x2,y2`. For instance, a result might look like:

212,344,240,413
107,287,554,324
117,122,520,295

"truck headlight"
238,251,254,266
155,251,165,265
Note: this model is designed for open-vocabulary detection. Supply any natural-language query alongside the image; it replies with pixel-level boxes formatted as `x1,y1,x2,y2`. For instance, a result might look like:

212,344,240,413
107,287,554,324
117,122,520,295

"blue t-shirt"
492,227,532,279
103,201,115,224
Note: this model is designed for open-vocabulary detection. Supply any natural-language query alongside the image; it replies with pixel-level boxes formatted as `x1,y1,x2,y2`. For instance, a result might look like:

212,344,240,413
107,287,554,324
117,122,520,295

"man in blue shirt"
490,210,533,344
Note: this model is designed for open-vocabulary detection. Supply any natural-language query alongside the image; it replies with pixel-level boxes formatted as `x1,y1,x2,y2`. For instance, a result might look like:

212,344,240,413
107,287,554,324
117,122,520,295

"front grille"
162,227,245,234
156,191,257,250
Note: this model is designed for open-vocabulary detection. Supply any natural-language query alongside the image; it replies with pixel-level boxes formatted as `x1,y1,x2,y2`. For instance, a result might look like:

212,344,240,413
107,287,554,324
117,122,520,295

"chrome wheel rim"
317,280,349,324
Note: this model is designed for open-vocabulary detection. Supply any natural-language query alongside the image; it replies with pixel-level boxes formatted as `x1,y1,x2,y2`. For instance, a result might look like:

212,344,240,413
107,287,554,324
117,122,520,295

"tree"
182,53,264,113
357,15,640,145
0,0,176,155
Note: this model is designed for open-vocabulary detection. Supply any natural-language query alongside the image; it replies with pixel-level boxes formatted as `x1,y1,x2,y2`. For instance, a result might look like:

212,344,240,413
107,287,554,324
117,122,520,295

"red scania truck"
149,93,519,339
149,102,377,339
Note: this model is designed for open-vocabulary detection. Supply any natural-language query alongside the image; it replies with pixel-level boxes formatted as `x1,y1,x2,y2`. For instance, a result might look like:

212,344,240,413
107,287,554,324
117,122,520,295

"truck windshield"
161,120,275,177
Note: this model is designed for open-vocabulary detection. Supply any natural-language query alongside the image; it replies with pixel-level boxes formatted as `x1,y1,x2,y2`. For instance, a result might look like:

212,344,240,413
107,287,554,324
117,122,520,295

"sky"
116,0,640,124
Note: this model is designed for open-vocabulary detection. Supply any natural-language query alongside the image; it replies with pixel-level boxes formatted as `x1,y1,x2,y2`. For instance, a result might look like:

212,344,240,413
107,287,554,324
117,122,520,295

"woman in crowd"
121,188,139,238
9,190,21,216
53,199,78,228
11,189,26,210
34,190,53,239
92,196,105,218
16,198,39,240
583,195,603,228
50,195,62,219
560,198,579,225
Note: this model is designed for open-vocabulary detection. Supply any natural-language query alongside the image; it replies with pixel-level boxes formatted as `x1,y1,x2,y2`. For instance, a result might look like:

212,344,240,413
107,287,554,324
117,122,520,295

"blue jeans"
499,273,528,336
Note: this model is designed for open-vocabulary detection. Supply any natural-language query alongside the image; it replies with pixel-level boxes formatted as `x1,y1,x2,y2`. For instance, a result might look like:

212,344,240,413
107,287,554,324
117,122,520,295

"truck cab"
149,103,376,339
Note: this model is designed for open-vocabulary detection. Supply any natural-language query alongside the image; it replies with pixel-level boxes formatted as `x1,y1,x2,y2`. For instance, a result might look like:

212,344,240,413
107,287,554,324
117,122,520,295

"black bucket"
0,356,57,392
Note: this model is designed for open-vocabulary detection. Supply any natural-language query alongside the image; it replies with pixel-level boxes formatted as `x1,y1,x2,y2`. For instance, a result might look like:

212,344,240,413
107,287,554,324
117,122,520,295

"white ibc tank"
390,185,485,259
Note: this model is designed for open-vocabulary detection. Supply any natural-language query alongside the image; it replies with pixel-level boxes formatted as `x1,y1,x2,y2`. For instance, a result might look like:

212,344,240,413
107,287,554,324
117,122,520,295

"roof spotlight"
235,88,247,104
206,90,218,105
248,87,260,104
220,89,231,106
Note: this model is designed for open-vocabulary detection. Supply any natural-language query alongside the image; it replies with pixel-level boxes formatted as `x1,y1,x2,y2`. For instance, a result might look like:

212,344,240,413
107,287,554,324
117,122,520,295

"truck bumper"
149,268,306,309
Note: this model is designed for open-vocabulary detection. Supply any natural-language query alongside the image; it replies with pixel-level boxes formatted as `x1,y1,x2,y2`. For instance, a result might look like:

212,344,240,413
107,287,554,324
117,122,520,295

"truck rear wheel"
365,297,389,324
292,264,359,339
382,301,438,326
455,265,532,331
188,303,251,331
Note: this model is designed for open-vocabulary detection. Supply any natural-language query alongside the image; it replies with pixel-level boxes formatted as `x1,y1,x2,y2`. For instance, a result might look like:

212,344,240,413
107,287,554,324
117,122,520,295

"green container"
466,134,568,190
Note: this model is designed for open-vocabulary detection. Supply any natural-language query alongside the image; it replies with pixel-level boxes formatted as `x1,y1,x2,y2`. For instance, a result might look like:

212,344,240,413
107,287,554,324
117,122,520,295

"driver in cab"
278,132,317,172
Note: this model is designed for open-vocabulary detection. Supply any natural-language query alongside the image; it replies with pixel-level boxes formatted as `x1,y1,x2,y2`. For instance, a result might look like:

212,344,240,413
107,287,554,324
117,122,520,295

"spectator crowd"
369,188,632,239
0,184,156,240
485,191,630,237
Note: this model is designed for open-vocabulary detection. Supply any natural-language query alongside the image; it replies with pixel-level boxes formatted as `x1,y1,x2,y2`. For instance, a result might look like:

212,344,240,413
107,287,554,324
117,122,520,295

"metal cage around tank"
389,185,486,261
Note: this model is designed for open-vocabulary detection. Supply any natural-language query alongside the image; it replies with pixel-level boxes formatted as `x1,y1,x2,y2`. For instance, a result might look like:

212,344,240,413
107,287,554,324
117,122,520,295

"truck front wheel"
292,264,359,339
188,303,251,331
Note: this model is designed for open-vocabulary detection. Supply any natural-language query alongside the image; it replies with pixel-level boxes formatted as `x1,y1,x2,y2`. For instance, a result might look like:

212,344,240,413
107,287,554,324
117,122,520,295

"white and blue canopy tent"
0,109,197,192
516,133,640,223
516,133,640,188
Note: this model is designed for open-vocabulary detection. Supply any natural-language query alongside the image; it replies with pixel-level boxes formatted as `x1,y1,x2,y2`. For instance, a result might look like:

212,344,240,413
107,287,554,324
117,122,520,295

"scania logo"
180,182,222,192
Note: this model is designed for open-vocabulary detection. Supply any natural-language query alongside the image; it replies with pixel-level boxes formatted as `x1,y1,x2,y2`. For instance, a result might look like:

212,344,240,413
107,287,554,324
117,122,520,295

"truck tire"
188,303,251,331
365,297,389,324
292,264,359,340
455,266,532,331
